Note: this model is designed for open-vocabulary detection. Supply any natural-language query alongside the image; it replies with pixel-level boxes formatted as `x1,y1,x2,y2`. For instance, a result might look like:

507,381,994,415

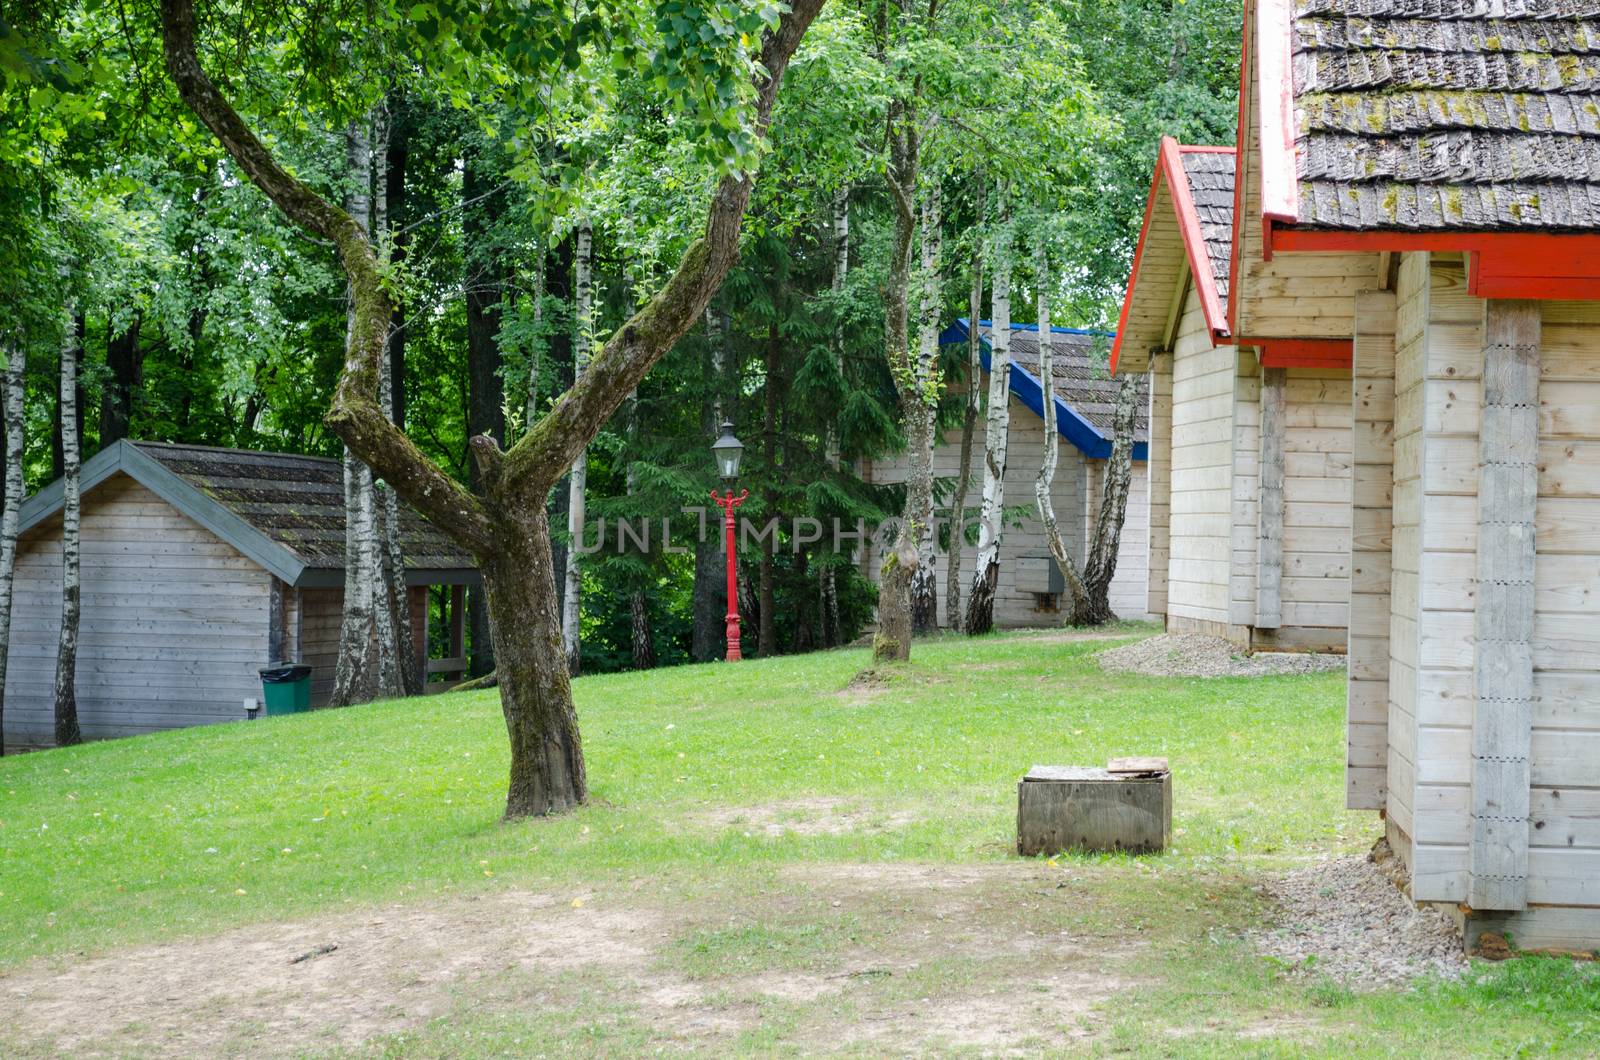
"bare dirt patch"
0,862,1145,1057
1248,848,1468,988
691,796,921,838
0,889,662,1057
1098,633,1345,678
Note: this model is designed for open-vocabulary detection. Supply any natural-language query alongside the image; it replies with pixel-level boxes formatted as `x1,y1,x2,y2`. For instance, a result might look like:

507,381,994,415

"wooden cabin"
2,440,479,748
1113,139,1353,653
1216,0,1600,951
863,321,1153,627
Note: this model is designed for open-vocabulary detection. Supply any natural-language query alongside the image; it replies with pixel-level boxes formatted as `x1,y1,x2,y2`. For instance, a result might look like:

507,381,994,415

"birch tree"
908,183,942,634
964,194,1012,635
0,339,26,755
819,186,848,647
870,95,925,663
561,218,593,676
330,119,379,707
1033,232,1138,626
372,104,420,696
54,308,83,747
945,186,983,631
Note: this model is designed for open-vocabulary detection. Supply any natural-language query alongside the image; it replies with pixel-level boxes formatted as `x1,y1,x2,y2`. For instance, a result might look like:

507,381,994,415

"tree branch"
507,0,829,495
159,0,495,554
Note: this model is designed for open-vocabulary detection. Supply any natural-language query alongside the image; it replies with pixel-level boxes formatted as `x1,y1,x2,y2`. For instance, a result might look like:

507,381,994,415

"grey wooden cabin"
2,440,478,747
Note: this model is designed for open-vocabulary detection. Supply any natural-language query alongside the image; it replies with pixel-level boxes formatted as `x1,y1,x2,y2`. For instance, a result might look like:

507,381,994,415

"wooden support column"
1255,366,1286,629
1348,291,1396,811
1145,350,1172,622
268,577,286,664
1470,299,1539,913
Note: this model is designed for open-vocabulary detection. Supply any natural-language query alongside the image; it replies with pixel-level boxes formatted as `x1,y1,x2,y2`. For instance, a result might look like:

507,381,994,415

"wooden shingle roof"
1290,0,1600,230
18,440,477,588
1180,150,1237,311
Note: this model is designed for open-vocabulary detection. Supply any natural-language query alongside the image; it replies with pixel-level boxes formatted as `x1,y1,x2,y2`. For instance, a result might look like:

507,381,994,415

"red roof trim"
1272,229,1600,299
1257,0,1298,230
1251,338,1353,370
1110,139,1235,375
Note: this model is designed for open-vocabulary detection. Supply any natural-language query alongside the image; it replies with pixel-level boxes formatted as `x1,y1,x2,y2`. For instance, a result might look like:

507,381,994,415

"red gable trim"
1272,229,1600,300
1256,0,1298,234
1110,139,1235,375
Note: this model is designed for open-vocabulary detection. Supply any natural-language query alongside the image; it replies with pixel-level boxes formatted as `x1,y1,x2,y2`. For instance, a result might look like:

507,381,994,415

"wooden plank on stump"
1471,298,1539,913
1256,366,1287,628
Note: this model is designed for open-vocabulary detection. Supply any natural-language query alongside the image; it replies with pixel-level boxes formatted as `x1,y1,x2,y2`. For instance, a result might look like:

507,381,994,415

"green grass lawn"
3,628,1597,1057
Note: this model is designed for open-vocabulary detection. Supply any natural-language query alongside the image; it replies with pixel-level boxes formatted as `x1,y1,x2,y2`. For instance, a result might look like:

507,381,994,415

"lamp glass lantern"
711,421,744,482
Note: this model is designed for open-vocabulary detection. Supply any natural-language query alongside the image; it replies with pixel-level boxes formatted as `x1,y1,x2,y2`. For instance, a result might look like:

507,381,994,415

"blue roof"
938,318,1147,463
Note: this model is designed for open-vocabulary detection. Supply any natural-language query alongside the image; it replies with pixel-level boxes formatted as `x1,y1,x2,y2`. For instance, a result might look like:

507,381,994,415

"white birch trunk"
54,308,83,745
368,105,407,699
1031,234,1092,620
964,193,1012,635
562,219,593,675
819,187,848,647
946,189,983,632
0,336,24,754
331,118,380,706
909,183,942,633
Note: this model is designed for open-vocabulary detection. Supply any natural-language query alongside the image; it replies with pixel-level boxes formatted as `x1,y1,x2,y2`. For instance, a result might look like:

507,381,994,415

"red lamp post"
710,422,747,661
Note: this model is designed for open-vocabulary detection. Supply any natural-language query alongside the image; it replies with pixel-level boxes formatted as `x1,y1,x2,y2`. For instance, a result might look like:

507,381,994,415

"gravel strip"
1097,633,1346,678
1249,850,1468,988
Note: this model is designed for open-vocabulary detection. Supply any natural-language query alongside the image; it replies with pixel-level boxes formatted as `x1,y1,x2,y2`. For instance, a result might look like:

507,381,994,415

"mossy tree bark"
160,0,827,817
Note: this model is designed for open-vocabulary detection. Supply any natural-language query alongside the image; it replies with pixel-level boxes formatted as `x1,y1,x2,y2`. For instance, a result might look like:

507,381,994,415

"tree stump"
1017,763,1171,856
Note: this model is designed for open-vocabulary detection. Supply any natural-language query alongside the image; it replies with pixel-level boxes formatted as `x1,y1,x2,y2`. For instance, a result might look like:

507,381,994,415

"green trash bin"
259,664,313,716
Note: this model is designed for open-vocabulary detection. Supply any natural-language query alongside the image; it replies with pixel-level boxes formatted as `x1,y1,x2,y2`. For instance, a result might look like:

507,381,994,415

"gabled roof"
19,440,478,588
940,319,1149,461
1288,0,1600,231
1110,138,1237,374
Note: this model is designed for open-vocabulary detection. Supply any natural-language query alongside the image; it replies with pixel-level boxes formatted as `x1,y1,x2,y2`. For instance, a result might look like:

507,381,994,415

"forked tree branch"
161,0,494,555
505,0,829,498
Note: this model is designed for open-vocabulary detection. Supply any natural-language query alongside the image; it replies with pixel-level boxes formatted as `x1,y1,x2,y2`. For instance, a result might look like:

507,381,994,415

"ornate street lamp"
709,421,748,661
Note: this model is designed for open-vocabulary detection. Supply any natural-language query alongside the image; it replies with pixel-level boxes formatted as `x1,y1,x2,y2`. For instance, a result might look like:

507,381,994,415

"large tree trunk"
908,184,942,634
965,195,1012,635
55,309,83,747
819,188,847,648
0,338,26,755
945,187,983,633
160,0,824,817
562,219,593,675
331,120,380,706
100,314,143,446
477,493,585,817
871,102,923,664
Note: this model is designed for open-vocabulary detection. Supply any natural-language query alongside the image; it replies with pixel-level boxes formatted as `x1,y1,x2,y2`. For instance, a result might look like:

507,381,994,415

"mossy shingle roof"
1179,149,1237,310
1291,0,1600,230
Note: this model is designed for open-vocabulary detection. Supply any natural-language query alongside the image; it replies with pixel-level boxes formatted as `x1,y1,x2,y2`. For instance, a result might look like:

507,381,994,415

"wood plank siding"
1380,253,1600,946
864,390,1153,627
2,474,272,744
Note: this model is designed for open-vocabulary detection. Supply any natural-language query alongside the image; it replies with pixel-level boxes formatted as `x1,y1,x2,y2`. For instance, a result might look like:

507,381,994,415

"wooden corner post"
1256,366,1286,629
1471,299,1539,912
